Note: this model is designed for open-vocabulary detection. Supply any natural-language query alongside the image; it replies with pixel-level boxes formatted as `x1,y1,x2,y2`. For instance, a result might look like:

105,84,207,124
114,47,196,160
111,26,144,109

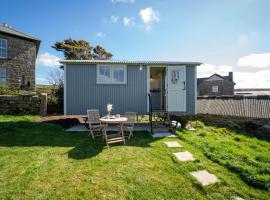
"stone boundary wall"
198,95,270,119
0,93,47,116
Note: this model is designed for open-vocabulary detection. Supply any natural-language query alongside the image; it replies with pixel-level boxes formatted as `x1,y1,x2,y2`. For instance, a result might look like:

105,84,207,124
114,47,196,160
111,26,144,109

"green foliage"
52,38,113,60
93,45,113,60
0,86,20,95
36,85,63,114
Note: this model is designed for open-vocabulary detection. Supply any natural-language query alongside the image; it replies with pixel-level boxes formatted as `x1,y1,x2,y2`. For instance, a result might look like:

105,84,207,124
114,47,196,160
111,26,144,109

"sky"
1,0,270,88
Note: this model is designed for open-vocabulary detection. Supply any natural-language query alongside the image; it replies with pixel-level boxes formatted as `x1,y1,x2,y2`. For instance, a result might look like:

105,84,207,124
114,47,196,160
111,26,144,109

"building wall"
0,34,36,90
65,64,197,115
186,66,197,114
198,79,234,96
65,64,148,115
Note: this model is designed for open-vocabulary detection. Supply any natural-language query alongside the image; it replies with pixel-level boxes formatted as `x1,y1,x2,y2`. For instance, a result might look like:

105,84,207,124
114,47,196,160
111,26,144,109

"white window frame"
0,38,7,59
0,67,7,85
97,64,127,84
212,85,219,93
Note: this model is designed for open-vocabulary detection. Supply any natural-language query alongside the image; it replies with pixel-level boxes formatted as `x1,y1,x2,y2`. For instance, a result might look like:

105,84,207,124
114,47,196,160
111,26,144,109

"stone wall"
198,79,234,96
0,33,36,90
0,93,47,115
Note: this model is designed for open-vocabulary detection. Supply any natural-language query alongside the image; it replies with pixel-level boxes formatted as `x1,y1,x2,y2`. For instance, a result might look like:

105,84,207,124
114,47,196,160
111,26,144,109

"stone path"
190,170,219,186
152,132,176,138
165,140,221,189
173,151,196,161
164,141,182,147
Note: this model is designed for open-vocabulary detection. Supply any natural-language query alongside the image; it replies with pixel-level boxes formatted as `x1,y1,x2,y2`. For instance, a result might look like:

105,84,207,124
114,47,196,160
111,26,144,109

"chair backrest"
87,109,100,123
125,112,136,125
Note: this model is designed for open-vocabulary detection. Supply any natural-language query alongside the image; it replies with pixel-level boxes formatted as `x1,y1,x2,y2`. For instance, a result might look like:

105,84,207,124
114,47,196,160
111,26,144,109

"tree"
93,45,113,60
47,68,64,113
52,38,113,60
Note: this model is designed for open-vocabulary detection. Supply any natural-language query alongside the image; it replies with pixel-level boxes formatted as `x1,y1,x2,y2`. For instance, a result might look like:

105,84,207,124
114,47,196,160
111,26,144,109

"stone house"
197,72,235,96
0,23,40,90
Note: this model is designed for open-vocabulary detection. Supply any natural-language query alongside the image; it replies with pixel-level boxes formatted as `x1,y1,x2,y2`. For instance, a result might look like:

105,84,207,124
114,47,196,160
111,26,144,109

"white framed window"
0,67,6,85
0,38,7,58
212,85,219,93
97,64,127,84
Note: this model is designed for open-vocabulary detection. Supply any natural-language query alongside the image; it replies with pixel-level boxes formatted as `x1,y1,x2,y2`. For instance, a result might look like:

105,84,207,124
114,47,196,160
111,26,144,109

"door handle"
182,81,186,90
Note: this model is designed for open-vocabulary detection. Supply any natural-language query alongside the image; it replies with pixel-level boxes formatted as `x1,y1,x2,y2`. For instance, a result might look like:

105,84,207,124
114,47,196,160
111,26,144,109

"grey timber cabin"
60,60,202,116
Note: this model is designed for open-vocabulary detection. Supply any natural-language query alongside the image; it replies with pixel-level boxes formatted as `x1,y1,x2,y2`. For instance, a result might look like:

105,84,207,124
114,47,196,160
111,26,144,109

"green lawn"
0,115,269,199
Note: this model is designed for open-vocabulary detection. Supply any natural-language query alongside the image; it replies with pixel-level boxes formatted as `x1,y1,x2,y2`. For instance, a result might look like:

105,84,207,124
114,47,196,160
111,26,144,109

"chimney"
2,23,12,28
229,72,233,81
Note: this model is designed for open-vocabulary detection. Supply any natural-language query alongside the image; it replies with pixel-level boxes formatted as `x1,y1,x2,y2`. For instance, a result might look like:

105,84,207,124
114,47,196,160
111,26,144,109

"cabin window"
97,64,127,84
0,67,6,85
212,85,219,93
0,38,7,58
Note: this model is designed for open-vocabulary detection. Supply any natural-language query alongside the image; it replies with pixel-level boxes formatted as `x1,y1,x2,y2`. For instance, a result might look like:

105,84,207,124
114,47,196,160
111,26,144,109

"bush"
0,86,20,95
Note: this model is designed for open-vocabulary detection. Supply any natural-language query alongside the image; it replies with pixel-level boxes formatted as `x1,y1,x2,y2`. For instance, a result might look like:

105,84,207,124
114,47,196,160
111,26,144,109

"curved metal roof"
59,60,202,66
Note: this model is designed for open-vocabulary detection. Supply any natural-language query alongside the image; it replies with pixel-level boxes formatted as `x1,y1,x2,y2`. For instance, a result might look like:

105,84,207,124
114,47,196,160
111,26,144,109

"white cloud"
36,53,60,67
234,70,270,88
238,53,270,68
139,7,159,30
238,34,249,44
111,0,135,3
96,32,106,38
123,17,134,26
110,15,119,23
197,63,233,78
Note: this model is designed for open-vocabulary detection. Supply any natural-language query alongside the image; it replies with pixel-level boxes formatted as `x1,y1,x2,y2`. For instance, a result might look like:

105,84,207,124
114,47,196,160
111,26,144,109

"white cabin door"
166,66,186,112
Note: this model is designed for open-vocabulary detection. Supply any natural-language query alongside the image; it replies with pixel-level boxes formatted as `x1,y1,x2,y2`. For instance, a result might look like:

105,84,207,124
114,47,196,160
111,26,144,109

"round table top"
100,117,127,123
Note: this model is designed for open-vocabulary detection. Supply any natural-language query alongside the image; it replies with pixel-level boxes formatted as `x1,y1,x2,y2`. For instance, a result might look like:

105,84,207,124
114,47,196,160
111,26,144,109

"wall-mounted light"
150,75,153,81
139,64,143,71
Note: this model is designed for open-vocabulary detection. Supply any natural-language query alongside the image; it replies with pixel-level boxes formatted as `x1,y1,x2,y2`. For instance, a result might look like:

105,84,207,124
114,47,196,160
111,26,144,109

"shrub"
0,86,20,95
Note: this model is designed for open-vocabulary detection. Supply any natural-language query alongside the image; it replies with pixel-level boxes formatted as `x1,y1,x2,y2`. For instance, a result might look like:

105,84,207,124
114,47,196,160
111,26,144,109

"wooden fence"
197,96,270,119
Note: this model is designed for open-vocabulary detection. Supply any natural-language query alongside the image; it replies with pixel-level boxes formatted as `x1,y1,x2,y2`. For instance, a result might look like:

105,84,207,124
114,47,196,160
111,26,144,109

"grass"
0,115,269,199
177,121,270,190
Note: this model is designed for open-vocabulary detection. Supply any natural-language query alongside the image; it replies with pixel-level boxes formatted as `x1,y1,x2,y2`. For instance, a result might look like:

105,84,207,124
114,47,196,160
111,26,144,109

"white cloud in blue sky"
123,17,134,26
36,53,60,67
111,0,135,4
238,53,270,68
96,32,106,38
110,15,119,23
139,7,159,30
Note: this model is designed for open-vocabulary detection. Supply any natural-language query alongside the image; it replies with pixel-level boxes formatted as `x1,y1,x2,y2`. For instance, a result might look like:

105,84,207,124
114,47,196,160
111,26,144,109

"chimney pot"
229,72,233,81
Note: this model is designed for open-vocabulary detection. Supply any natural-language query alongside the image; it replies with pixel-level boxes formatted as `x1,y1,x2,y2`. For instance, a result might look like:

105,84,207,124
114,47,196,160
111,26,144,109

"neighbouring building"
197,72,235,96
0,23,40,90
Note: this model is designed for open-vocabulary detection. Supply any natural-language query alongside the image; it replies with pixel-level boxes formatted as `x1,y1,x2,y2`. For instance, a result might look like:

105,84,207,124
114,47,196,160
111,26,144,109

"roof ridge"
0,24,40,41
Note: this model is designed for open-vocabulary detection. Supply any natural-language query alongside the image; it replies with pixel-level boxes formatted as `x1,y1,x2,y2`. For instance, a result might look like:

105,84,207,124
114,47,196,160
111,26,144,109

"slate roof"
197,73,234,86
0,24,40,51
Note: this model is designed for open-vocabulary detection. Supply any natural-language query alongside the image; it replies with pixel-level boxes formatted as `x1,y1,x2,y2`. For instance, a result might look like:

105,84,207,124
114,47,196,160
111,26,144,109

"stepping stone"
164,141,182,147
232,197,245,200
66,124,88,132
152,132,176,138
190,170,219,186
173,151,195,161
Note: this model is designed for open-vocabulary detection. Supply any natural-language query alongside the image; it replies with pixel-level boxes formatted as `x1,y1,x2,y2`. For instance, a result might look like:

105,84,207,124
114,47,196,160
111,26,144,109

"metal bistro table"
100,116,128,147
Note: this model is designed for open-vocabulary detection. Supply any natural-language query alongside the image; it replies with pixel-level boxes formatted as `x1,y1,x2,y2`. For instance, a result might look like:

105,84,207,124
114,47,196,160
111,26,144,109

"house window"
0,67,6,85
212,85,219,93
0,38,7,58
97,64,127,84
